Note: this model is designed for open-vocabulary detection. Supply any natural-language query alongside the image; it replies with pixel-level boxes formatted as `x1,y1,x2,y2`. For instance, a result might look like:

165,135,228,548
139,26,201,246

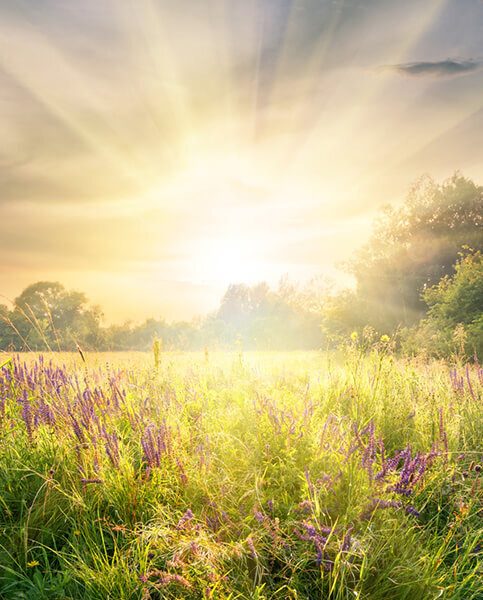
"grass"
0,349,481,599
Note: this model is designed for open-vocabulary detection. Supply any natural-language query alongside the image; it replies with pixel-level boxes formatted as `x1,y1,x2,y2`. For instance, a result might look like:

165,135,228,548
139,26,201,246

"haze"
1,0,482,321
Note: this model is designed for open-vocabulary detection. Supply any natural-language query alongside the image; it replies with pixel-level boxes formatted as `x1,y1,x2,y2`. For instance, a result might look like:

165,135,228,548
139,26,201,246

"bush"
401,250,483,359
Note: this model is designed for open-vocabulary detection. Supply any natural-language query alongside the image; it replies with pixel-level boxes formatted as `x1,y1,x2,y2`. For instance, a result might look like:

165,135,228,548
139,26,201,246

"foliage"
1,279,327,352
214,279,325,349
0,304,12,348
348,173,483,331
401,250,483,358
320,291,368,343
0,351,481,599
3,282,104,351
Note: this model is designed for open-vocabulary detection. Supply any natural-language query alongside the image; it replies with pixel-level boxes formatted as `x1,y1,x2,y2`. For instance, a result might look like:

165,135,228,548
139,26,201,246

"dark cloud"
388,59,482,77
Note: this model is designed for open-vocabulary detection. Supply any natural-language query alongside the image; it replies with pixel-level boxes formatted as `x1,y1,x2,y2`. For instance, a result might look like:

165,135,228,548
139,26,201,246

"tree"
320,290,366,342
217,284,256,329
215,279,325,349
348,173,483,331
0,304,14,350
11,281,103,350
401,250,483,358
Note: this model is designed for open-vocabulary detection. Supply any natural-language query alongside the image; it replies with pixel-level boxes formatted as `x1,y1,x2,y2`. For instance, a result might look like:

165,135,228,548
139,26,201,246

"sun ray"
0,18,150,186
285,0,451,179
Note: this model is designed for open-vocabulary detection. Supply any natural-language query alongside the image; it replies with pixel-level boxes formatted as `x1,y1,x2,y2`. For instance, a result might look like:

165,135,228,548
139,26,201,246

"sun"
188,236,269,287
143,151,279,290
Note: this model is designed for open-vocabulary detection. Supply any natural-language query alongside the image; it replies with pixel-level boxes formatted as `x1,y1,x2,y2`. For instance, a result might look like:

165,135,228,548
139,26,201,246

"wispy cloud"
387,59,482,77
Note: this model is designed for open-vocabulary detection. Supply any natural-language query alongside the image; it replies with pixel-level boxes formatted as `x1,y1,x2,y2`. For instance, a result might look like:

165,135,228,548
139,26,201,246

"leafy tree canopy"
401,250,483,358
11,281,103,351
349,173,482,330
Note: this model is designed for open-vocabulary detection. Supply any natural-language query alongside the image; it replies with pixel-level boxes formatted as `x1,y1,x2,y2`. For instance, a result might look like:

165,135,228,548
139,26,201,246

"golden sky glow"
1,0,482,321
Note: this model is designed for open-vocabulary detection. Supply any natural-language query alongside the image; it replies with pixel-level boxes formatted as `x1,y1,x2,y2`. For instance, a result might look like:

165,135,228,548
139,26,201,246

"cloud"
387,59,482,77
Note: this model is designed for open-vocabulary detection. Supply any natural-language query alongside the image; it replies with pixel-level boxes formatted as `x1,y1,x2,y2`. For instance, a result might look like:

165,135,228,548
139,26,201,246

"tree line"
1,173,481,357
0,278,325,352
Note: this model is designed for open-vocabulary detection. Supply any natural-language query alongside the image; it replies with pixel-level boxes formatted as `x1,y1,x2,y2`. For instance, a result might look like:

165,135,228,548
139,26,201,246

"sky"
1,0,482,322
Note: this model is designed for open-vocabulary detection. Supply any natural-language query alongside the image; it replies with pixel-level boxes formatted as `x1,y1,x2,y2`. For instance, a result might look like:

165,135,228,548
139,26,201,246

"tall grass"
0,350,481,599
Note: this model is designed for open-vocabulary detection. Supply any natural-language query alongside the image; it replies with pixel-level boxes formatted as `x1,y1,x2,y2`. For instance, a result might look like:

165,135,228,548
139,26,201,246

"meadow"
0,349,481,599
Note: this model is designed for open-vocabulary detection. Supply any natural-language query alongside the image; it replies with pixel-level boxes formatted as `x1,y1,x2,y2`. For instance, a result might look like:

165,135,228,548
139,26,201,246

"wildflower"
27,560,39,568
254,510,265,523
177,458,188,485
141,570,191,588
350,331,358,342
361,498,402,519
380,334,390,343
471,544,481,555
303,522,317,538
206,513,221,531
141,423,170,469
405,506,421,517
315,540,324,565
341,527,353,551
20,390,33,440
304,468,315,495
166,555,184,569
69,414,86,444
80,478,103,485
296,499,314,514
246,536,257,560
189,541,200,556
101,428,120,468
176,509,194,529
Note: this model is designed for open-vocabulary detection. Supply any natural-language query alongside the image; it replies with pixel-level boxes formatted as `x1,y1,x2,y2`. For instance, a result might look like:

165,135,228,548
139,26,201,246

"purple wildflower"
101,428,120,468
341,529,352,552
254,510,264,523
20,390,33,440
246,536,257,560
405,505,421,517
297,499,314,514
176,509,194,529
141,423,169,468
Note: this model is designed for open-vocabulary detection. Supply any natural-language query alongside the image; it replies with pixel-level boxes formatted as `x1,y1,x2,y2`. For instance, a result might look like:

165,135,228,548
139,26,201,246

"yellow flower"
74,530,81,536
380,334,390,343
27,560,39,568
350,331,358,342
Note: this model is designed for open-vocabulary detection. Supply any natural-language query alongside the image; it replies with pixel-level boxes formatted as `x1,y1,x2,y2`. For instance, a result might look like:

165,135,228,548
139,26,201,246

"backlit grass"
0,350,481,599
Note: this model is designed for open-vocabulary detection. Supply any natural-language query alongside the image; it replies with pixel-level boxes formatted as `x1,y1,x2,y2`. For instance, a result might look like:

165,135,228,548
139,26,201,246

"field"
0,350,481,599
